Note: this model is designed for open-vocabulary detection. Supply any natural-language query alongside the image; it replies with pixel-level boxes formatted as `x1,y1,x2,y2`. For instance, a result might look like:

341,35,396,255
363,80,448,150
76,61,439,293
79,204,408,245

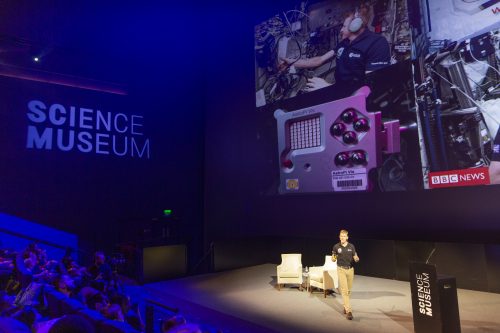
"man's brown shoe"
346,312,353,320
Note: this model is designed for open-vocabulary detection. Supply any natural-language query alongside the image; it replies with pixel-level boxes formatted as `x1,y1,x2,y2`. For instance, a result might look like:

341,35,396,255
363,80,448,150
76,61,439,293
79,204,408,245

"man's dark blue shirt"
334,29,391,85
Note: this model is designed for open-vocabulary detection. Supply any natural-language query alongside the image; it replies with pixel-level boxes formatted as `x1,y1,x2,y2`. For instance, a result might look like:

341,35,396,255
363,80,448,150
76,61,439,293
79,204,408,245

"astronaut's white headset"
348,14,364,33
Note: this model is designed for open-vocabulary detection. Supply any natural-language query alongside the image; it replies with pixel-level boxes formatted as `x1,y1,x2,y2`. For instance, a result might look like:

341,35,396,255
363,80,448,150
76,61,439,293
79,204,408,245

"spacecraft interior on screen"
255,0,411,109
274,87,400,193
258,0,500,193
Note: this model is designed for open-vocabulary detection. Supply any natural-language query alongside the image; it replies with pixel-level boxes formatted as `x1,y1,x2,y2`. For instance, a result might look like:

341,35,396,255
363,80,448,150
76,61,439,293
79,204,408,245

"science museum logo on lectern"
415,273,433,317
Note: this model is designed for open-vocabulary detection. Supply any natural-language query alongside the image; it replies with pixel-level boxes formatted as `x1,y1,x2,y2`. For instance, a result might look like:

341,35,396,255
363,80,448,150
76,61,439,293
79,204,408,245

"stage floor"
135,264,500,333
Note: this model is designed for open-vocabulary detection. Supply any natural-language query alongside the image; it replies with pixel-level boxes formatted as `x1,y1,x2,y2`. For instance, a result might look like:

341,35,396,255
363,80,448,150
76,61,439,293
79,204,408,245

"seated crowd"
0,243,208,333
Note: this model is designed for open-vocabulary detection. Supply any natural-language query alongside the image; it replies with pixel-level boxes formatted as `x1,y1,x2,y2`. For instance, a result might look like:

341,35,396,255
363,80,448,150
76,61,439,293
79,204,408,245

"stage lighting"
163,209,172,217
33,57,40,62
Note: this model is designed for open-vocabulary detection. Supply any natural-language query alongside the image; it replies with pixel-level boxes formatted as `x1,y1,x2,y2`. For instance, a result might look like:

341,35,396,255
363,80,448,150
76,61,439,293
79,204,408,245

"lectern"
409,262,461,333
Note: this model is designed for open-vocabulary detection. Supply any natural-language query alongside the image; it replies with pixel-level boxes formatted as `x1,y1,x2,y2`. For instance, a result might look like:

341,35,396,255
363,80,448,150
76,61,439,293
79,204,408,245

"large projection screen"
254,0,500,194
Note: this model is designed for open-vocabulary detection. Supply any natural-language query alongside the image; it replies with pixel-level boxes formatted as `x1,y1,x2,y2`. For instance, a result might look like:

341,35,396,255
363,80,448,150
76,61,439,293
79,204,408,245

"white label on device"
332,168,368,191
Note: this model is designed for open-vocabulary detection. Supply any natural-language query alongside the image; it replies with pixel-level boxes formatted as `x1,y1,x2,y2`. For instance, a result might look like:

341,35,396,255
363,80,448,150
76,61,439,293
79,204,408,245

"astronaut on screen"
280,8,391,100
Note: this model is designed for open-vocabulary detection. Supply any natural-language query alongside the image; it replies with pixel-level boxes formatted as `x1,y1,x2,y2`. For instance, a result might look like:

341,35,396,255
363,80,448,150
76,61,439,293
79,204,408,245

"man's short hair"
339,229,349,236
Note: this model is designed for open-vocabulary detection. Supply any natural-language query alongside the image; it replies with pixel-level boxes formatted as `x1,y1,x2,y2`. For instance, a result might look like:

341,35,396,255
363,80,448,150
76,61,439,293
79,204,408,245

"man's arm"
304,77,331,91
353,245,359,262
283,50,335,69
489,161,500,184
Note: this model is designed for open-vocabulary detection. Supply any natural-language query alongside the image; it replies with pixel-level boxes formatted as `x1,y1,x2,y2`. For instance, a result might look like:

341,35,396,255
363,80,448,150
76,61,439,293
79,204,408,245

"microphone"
425,247,436,264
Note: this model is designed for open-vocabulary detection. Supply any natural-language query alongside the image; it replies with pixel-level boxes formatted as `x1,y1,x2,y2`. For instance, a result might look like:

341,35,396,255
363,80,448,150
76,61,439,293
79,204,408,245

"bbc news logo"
430,173,485,184
429,167,490,189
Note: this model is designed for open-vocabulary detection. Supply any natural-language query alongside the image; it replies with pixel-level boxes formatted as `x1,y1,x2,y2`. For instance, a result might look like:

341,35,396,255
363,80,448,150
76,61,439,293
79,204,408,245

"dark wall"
2,1,500,276
0,2,206,267
202,2,500,245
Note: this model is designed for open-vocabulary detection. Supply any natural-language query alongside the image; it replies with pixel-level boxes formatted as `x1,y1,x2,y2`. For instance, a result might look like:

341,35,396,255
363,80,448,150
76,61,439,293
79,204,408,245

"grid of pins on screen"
289,116,321,150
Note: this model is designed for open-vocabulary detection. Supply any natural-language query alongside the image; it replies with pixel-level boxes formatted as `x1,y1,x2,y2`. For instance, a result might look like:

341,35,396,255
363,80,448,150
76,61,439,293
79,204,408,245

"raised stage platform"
127,264,500,333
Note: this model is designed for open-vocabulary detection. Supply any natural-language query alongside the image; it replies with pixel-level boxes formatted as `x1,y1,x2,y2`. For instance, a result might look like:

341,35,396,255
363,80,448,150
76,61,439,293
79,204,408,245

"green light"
163,209,172,216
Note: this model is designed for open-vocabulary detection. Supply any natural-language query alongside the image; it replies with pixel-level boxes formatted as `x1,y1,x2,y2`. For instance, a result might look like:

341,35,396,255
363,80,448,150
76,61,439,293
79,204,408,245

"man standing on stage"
332,229,360,320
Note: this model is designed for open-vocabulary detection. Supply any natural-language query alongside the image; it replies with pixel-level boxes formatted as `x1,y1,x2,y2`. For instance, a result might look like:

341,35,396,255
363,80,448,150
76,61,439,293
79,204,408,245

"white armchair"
276,253,303,290
309,255,338,297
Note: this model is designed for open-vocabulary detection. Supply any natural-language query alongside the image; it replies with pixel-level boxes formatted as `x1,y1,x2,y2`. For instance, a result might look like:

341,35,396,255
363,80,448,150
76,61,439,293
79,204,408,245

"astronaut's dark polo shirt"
334,29,391,86
332,242,357,268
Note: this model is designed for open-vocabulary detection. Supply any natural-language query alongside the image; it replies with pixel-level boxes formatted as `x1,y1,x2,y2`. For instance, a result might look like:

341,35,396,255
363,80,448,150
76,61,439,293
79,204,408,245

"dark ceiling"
0,1,206,86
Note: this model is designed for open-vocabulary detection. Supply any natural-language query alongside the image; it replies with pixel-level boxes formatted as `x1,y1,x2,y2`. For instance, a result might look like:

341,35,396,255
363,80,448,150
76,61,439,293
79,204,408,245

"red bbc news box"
428,167,490,189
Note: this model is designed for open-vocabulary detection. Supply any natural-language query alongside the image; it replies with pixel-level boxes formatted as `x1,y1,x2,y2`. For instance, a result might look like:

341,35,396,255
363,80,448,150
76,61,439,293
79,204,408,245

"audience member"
161,315,187,332
0,243,216,333
11,307,37,327
87,251,112,292
53,275,74,297
86,292,109,312
165,323,202,333
110,292,144,330
48,314,95,333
